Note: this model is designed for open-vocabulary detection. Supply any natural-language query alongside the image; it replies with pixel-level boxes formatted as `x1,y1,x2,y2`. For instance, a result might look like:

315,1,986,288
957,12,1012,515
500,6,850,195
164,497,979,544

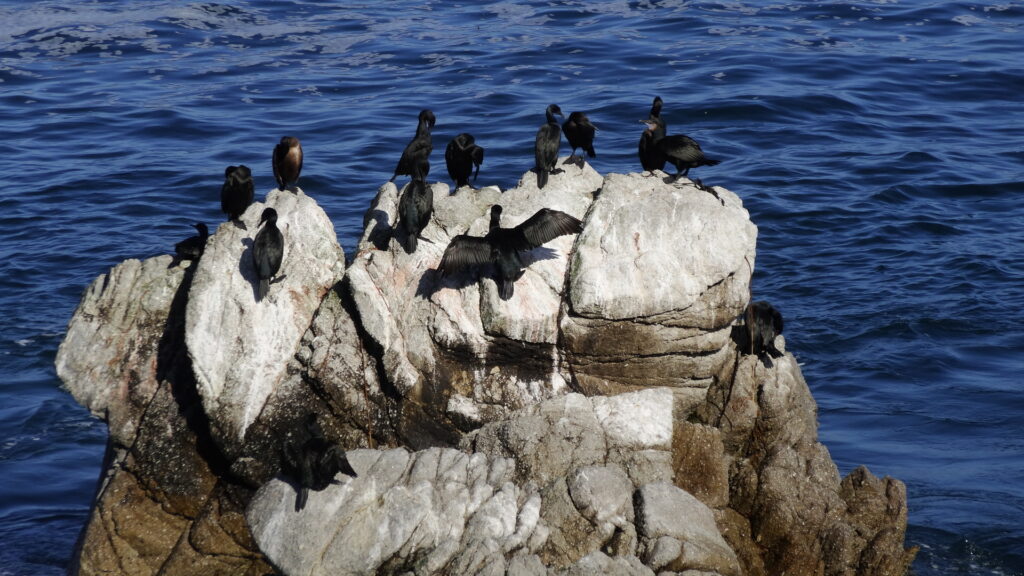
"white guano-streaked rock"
185,188,344,451
348,162,599,430
56,255,186,445
247,447,542,576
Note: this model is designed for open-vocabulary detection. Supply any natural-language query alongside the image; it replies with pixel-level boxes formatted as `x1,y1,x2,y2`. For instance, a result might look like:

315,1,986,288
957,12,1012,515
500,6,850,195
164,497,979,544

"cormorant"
252,207,283,302
282,414,357,512
438,204,582,300
273,137,303,192
221,165,254,226
445,132,485,189
561,111,597,166
534,104,563,189
391,109,435,182
745,301,784,367
397,166,433,253
638,96,667,172
174,222,209,262
641,118,720,180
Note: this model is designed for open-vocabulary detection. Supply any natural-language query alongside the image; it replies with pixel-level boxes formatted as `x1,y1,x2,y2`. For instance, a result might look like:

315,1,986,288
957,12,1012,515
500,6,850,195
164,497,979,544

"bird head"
259,207,278,227
194,222,209,237
419,109,436,129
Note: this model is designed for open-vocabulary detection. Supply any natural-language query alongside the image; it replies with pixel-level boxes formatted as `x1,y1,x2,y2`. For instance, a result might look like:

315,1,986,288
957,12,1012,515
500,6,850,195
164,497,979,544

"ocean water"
0,1,1021,574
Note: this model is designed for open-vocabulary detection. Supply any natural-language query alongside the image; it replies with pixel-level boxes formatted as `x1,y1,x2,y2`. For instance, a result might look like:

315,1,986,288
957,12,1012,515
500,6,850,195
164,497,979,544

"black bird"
174,222,209,262
397,168,433,254
745,301,785,367
638,96,667,172
641,118,720,180
221,165,254,226
445,133,485,189
561,111,597,166
438,205,582,300
534,104,563,189
391,109,436,182
273,136,303,192
252,207,284,302
282,414,357,512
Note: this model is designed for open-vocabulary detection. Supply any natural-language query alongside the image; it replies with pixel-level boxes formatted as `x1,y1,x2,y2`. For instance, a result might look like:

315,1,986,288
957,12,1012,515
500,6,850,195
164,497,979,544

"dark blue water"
1,1,1021,574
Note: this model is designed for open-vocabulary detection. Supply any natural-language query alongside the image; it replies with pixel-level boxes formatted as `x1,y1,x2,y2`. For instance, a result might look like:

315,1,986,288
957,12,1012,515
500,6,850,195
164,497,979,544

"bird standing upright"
221,165,254,226
252,207,284,302
397,164,434,253
534,104,563,189
562,111,597,166
392,109,436,182
638,96,667,172
438,204,582,300
445,132,485,189
273,137,303,192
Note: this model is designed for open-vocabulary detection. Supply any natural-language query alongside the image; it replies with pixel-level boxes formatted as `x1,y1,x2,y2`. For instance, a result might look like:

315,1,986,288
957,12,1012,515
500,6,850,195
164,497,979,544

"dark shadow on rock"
415,265,491,299
238,237,258,302
363,209,393,251
155,263,234,480
520,246,558,268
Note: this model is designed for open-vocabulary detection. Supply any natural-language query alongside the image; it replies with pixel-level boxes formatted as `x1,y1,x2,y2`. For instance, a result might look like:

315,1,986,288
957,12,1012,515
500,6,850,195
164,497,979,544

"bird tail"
703,158,721,167
537,169,548,189
585,145,596,158
295,486,308,512
405,232,418,254
258,278,269,301
498,278,515,300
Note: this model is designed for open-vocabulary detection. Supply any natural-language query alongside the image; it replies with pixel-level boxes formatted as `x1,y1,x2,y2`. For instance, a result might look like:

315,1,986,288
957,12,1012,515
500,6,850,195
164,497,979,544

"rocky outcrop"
57,164,916,576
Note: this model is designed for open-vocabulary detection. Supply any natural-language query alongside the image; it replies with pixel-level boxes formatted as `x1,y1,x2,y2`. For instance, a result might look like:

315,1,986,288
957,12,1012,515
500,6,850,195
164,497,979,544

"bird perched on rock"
397,166,433,253
641,117,720,181
281,414,357,512
534,104,563,189
273,136,303,192
638,96,667,173
391,109,435,182
438,204,582,300
252,207,283,302
562,111,597,166
745,300,784,367
445,132,485,189
221,165,254,227
173,222,209,262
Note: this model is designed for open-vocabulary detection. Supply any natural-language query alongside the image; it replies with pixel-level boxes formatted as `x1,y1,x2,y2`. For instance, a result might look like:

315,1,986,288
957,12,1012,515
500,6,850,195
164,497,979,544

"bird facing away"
561,111,597,166
534,104,563,189
445,132,485,189
438,204,583,300
745,300,784,367
641,117,720,180
397,169,434,254
252,207,284,302
638,96,667,172
391,109,436,182
221,165,254,225
281,414,357,512
174,222,209,262
273,136,303,192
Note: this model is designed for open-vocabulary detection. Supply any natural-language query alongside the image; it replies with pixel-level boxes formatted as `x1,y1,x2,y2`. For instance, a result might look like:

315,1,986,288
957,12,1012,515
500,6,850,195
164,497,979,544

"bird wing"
513,208,583,249
659,135,705,163
470,144,485,166
438,235,493,274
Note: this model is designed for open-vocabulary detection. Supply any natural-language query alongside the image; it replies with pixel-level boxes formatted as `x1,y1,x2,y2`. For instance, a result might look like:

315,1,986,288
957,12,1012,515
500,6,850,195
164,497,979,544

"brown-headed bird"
273,136,303,192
